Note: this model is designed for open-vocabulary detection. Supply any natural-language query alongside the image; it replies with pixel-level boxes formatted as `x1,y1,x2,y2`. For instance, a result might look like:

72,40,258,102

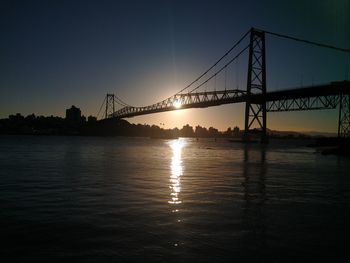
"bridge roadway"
112,81,350,118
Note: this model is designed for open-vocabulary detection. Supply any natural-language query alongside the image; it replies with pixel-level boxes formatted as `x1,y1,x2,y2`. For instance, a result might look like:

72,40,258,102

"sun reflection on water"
168,139,185,205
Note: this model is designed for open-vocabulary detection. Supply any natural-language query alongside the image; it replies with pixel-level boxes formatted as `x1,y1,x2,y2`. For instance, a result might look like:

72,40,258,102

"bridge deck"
112,81,350,118
255,81,350,102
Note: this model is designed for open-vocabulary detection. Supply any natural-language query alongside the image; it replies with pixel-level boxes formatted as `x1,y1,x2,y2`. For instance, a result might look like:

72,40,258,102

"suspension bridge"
97,28,350,142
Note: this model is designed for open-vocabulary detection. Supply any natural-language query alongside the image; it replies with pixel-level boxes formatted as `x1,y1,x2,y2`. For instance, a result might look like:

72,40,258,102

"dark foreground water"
1,135,350,262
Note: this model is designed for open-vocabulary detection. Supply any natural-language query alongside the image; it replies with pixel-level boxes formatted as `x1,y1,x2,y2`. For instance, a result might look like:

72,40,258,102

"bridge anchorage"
100,27,350,141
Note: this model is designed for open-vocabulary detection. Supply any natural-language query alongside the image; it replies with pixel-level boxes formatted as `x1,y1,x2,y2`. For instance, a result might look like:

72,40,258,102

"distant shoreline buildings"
0,105,335,139
0,105,97,135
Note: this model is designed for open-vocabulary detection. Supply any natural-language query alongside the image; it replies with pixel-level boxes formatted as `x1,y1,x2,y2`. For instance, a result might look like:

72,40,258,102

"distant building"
233,126,240,135
66,105,82,126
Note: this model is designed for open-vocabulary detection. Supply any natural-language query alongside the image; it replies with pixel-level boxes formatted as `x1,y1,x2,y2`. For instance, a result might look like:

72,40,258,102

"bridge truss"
111,82,350,137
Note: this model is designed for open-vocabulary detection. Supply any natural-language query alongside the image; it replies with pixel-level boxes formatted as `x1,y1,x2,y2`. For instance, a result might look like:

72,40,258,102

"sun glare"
173,100,182,109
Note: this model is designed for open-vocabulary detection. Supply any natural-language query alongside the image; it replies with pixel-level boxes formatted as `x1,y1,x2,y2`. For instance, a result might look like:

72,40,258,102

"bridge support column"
338,94,350,138
244,28,267,143
105,94,115,119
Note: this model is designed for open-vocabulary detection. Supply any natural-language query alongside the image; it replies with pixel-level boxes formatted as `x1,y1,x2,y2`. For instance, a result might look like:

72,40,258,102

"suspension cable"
116,30,250,109
174,29,250,95
96,96,106,120
114,98,126,107
115,94,132,107
263,30,350,53
224,66,227,90
114,97,129,107
188,44,249,93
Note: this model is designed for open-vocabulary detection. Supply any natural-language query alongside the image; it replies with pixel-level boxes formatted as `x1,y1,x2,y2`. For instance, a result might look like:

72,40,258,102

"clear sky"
1,0,349,132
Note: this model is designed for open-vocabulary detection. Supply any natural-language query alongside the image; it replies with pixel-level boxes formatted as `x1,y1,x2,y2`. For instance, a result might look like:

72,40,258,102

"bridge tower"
244,28,267,143
105,93,115,119
338,94,350,138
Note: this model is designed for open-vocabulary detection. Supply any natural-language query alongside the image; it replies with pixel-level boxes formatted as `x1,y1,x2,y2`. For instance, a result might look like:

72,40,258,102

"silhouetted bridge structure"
100,28,350,141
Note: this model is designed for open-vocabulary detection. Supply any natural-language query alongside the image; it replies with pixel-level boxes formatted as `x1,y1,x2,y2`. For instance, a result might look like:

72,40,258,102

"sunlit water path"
0,135,349,262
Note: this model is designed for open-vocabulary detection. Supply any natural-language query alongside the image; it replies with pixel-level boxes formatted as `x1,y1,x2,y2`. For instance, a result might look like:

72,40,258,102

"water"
1,135,349,262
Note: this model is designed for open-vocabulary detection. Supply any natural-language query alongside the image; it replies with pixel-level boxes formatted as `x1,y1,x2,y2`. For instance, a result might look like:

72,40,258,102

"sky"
1,0,349,132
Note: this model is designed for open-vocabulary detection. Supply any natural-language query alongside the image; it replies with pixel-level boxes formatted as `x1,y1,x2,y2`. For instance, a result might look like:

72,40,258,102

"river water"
0,135,349,262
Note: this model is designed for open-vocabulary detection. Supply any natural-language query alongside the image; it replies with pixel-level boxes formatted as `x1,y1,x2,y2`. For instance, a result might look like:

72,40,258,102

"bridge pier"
244,28,268,143
105,94,115,119
338,94,350,138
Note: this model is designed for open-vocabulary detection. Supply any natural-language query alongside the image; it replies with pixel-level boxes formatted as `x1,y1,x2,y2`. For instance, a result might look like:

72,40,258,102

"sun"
173,100,182,109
